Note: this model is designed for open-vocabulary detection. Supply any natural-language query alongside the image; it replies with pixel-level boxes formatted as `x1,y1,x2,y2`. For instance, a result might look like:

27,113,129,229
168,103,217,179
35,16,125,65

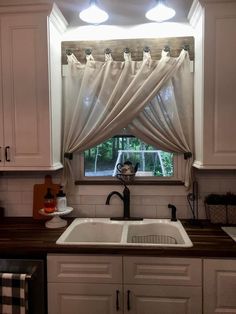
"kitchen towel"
0,273,28,314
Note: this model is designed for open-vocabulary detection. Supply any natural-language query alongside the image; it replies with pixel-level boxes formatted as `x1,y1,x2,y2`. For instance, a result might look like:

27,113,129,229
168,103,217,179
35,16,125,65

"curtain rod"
65,44,189,56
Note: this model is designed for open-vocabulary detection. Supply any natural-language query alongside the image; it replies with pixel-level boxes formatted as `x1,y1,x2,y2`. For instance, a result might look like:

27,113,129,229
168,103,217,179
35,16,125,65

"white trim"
49,3,68,35
193,160,236,169
188,0,204,28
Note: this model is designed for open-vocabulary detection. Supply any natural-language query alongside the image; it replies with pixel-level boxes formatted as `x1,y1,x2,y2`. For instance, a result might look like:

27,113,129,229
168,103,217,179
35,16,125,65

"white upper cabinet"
0,3,67,170
189,0,236,169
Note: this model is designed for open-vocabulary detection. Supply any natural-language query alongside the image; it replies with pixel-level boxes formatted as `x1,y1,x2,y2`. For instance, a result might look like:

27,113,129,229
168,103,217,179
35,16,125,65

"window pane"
84,137,173,177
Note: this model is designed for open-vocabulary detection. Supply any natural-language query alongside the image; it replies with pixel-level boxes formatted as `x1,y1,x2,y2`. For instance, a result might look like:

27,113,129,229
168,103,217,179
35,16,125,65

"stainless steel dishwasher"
0,258,46,314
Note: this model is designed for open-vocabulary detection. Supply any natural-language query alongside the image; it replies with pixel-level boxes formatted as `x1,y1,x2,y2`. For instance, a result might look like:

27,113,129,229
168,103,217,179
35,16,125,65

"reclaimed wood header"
62,36,194,64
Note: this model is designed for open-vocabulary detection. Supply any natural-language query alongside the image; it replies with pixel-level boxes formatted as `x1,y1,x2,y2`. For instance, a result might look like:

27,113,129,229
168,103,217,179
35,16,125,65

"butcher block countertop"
0,218,236,259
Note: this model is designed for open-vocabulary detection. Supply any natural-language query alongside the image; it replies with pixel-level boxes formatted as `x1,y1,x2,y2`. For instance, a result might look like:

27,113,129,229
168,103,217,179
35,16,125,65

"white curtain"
129,55,193,187
62,49,193,187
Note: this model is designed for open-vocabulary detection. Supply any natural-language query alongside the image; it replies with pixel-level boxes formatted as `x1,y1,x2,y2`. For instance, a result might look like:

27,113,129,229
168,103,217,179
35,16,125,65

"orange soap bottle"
44,188,56,213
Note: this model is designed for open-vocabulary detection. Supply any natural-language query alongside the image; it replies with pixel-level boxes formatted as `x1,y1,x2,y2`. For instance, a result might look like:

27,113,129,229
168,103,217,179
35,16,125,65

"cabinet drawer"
124,256,202,286
47,254,122,283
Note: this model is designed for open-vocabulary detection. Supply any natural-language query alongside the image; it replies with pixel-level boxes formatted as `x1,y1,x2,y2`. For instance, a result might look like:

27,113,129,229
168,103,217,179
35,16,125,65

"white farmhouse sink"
56,218,193,247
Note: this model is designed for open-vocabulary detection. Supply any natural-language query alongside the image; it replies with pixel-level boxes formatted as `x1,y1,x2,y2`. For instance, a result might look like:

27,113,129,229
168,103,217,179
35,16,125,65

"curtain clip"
164,45,171,53
183,44,190,51
143,46,150,53
104,48,112,54
85,48,92,55
66,49,73,56
64,152,73,160
184,152,192,160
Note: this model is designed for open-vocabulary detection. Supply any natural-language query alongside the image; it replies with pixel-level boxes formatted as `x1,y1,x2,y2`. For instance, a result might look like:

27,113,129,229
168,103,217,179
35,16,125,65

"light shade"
79,0,109,24
145,0,176,22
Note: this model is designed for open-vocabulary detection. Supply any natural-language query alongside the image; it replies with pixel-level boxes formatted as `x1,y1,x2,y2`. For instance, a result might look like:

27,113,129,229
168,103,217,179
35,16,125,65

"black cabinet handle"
116,290,120,311
127,290,131,311
5,146,10,162
0,146,1,162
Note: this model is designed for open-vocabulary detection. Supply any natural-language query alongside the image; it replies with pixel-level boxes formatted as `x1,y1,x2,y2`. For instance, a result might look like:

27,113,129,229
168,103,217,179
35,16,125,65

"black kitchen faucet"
106,185,142,221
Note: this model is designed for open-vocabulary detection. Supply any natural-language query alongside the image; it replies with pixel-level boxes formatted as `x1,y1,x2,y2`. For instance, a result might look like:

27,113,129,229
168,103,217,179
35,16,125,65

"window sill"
75,180,184,186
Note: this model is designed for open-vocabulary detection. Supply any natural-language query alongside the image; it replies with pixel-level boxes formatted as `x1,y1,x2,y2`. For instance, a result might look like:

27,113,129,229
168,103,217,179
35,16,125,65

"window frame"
74,149,185,185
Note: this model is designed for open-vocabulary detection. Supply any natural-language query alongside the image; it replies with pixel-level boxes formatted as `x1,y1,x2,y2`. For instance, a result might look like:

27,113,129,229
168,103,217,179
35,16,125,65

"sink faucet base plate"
110,217,143,221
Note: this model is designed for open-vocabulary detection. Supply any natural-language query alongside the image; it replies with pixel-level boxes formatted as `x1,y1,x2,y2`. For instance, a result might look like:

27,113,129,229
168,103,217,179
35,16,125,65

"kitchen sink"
126,219,193,247
56,218,125,244
56,218,193,247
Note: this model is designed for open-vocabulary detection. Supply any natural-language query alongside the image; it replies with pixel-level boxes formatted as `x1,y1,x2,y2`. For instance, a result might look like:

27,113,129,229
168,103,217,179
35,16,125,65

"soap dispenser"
44,188,56,213
56,186,67,212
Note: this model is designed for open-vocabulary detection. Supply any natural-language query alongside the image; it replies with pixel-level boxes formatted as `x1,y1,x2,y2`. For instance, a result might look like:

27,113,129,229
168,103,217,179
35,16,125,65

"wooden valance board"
62,36,194,65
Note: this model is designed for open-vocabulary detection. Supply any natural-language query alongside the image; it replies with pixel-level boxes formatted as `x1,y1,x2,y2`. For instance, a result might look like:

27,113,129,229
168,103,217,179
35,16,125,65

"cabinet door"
0,13,51,167
193,2,236,168
124,285,202,314
204,259,236,314
48,283,123,314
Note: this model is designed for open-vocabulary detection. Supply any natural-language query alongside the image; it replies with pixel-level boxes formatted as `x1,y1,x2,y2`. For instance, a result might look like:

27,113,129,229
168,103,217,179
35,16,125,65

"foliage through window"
82,136,174,178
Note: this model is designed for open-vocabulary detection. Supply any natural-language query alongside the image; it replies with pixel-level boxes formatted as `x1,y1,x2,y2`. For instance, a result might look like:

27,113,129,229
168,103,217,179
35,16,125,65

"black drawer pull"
5,146,10,162
116,290,120,311
127,290,131,311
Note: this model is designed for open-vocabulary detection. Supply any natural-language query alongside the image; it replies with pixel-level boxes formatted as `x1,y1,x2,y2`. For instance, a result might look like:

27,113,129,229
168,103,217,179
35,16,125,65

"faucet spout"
106,191,123,205
105,186,130,219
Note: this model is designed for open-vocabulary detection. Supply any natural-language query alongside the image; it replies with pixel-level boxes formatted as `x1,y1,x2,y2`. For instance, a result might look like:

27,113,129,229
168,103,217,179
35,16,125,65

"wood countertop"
0,218,235,259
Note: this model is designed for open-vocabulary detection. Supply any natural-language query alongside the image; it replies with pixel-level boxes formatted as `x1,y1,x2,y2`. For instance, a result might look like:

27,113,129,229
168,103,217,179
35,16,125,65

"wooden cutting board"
33,175,60,219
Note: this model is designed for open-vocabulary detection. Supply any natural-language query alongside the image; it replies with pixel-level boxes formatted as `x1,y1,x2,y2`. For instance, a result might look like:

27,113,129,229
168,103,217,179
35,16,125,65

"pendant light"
79,0,109,24
145,0,176,22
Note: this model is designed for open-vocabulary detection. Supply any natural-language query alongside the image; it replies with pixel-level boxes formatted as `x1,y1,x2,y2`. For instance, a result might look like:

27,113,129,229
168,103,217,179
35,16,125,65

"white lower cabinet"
47,254,123,314
47,254,202,314
48,283,123,314
203,259,236,314
123,256,202,314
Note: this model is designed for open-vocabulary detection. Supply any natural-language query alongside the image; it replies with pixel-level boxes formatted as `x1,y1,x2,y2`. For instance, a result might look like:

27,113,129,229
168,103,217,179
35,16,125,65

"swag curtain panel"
129,56,193,187
62,49,193,187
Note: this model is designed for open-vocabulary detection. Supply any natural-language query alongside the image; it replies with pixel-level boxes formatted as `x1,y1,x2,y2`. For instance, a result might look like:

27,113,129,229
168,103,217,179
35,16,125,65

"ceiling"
55,0,194,28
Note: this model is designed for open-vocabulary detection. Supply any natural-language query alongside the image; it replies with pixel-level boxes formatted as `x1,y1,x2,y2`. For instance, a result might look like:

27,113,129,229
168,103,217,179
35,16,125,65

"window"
74,136,184,183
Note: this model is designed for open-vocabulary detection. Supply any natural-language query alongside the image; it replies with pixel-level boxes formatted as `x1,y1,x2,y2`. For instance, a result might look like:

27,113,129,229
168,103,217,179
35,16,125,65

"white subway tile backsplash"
130,196,142,205
5,191,22,205
0,180,7,192
219,180,236,193
95,205,123,218
131,205,156,218
171,196,189,206
141,195,160,205
21,192,34,205
5,204,32,217
78,185,123,195
0,170,235,219
156,205,172,218
80,195,106,205
130,185,187,196
72,205,96,217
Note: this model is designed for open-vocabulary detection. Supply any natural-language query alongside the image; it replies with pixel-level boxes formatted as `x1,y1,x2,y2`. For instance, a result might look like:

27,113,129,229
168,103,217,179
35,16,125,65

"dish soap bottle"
56,186,67,212
44,188,56,213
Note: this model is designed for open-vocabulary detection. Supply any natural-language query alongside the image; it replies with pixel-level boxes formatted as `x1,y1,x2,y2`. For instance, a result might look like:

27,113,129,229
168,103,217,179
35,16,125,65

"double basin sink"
57,218,193,248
